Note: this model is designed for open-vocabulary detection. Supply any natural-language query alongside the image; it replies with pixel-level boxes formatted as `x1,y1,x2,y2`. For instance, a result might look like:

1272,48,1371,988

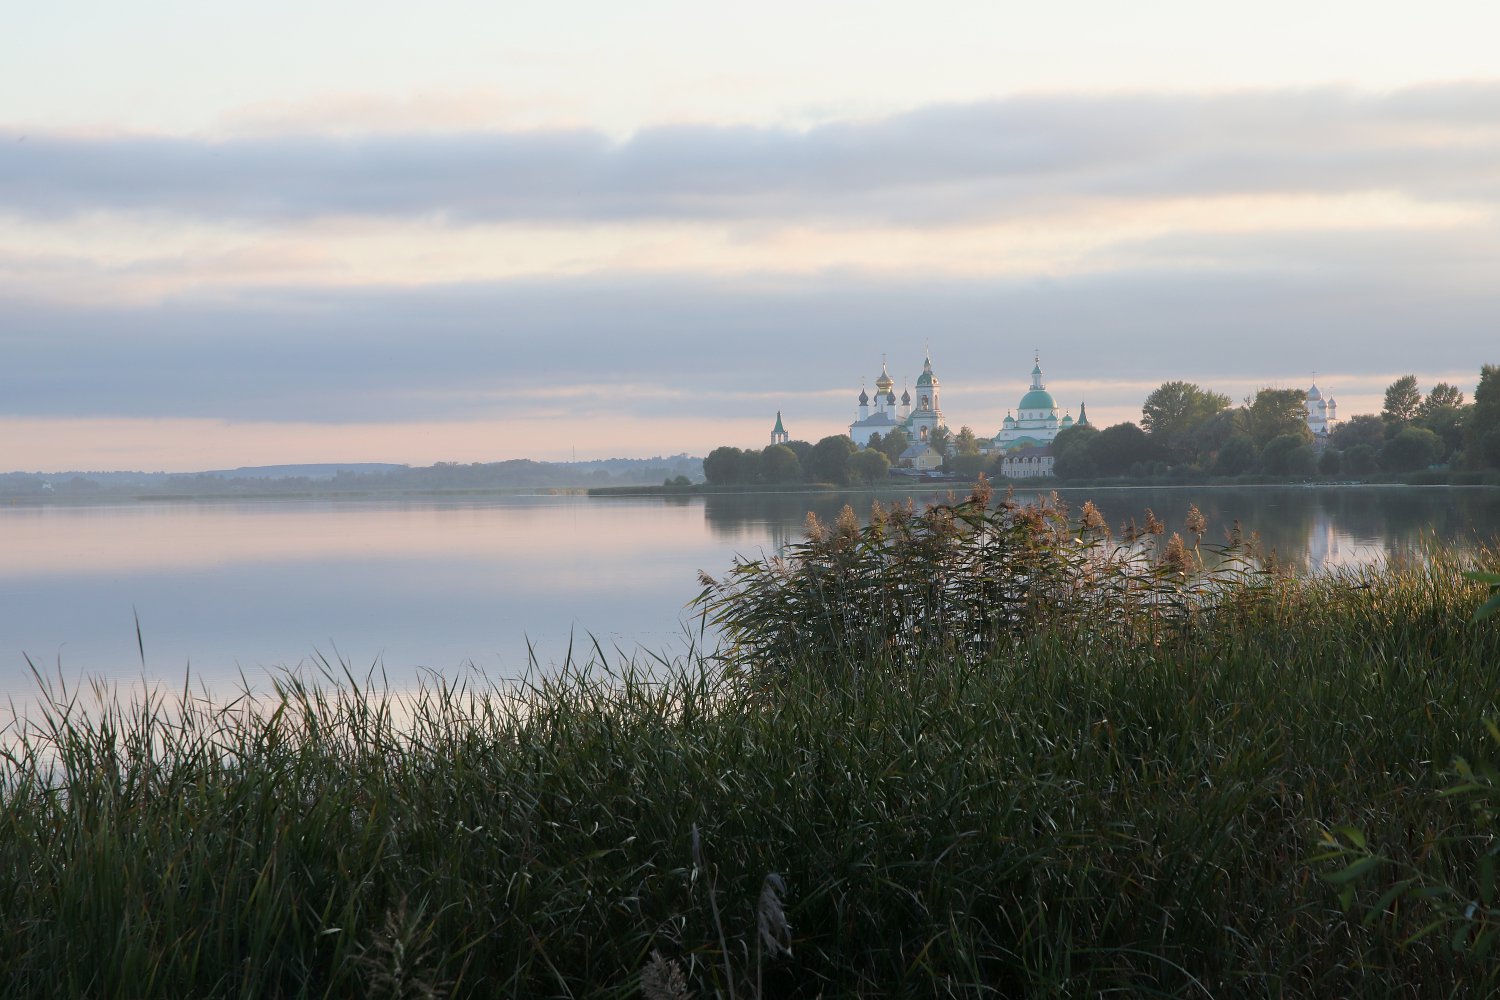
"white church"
848,354,948,468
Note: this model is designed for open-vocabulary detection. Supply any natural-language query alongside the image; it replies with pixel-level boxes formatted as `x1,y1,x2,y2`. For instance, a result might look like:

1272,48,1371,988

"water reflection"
3,486,1496,704
702,485,1500,572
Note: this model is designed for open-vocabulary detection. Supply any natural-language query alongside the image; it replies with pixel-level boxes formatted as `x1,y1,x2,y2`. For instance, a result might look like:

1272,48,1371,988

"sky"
3,1,1498,471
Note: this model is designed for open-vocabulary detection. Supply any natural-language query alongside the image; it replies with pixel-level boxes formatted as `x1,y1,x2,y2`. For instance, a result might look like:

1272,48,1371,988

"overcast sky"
4,1,1498,470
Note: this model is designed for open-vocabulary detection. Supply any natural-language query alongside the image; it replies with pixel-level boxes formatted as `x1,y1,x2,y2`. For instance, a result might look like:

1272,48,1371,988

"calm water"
2,486,1498,703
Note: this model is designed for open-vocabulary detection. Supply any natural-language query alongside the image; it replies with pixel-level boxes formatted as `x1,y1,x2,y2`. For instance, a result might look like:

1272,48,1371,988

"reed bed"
2,485,1499,998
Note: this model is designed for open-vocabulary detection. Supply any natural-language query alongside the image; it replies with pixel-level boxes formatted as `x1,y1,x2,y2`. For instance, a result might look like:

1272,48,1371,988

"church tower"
771,411,789,445
908,352,945,446
874,359,895,417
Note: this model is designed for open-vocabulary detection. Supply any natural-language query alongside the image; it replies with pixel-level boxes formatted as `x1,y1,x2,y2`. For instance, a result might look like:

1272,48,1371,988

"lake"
3,485,1498,704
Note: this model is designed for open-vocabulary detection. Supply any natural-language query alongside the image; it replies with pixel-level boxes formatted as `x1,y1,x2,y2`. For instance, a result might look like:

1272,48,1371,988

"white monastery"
841,352,1088,476
768,359,1345,480
1305,379,1338,449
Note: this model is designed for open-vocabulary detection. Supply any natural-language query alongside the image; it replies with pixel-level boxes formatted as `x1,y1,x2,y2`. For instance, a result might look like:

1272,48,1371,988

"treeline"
704,424,987,486
1052,365,1500,481
0,456,705,498
704,365,1500,487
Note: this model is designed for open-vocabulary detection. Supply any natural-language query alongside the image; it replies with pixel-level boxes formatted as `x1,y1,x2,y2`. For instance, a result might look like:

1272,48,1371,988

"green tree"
1464,365,1500,470
1318,448,1343,476
876,428,910,465
949,452,987,479
1214,434,1258,476
702,446,747,485
1051,424,1099,479
1141,381,1231,464
784,439,815,472
1415,403,1469,459
1330,414,1384,451
927,425,952,456
954,426,981,455
808,435,857,485
1193,407,1249,465
1092,423,1158,477
1417,382,1465,418
1261,433,1317,477
850,448,891,484
1382,426,1444,473
1344,443,1381,476
759,444,801,483
1248,388,1313,448
1382,374,1422,430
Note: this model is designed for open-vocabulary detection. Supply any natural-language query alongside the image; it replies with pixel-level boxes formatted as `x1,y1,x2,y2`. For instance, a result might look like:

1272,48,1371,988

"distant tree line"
1051,365,1500,481
0,457,705,498
704,364,1500,487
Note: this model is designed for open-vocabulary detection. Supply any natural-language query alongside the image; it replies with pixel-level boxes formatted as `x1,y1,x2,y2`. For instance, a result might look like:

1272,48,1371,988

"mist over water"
3,486,1497,703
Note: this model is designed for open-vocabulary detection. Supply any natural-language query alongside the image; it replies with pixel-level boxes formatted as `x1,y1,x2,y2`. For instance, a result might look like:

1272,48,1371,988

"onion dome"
916,353,938,388
1018,387,1057,411
1003,411,1016,428
1306,382,1323,401
901,387,911,405
858,387,869,405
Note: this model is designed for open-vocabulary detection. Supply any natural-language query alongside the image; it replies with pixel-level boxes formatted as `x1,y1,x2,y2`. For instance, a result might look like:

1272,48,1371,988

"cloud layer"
4,83,1498,466
6,83,1500,224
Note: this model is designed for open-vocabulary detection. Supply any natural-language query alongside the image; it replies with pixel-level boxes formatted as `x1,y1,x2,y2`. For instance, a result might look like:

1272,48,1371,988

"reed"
1,488,1498,997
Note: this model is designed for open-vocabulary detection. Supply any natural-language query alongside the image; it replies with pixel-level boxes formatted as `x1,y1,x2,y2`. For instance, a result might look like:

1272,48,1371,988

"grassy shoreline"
3,495,1500,997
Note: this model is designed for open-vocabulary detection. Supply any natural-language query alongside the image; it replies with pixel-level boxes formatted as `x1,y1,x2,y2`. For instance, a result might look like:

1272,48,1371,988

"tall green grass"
2,486,1499,997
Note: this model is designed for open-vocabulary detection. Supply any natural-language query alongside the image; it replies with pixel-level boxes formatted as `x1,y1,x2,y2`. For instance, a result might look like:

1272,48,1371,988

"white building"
999,444,1055,478
849,354,948,450
1305,380,1338,449
989,356,1083,455
771,411,789,445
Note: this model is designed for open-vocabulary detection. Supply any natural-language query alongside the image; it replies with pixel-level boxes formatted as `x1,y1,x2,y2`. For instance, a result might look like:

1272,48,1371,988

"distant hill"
0,455,703,498
201,464,407,480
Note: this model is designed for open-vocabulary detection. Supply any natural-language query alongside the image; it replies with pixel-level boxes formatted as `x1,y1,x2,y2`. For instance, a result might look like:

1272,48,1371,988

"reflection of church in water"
1304,507,1384,572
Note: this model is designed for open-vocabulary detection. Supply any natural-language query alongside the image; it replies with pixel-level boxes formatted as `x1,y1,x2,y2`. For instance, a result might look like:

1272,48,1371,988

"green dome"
916,370,935,387
1017,389,1056,411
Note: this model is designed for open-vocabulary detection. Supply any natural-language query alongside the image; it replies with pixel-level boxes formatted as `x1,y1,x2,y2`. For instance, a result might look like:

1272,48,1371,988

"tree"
949,452,987,479
927,425,952,456
1141,381,1230,464
1261,433,1317,477
1092,423,1158,477
1052,424,1100,479
1192,407,1249,464
808,435,857,485
702,446,747,485
784,439,815,471
1382,374,1421,429
1415,403,1469,459
876,428,910,465
1344,443,1381,476
1382,426,1443,473
849,448,891,484
1464,365,1500,470
1417,382,1465,418
954,426,981,455
1248,388,1312,447
759,444,801,483
1318,449,1343,476
1330,414,1384,451
1213,434,1258,476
